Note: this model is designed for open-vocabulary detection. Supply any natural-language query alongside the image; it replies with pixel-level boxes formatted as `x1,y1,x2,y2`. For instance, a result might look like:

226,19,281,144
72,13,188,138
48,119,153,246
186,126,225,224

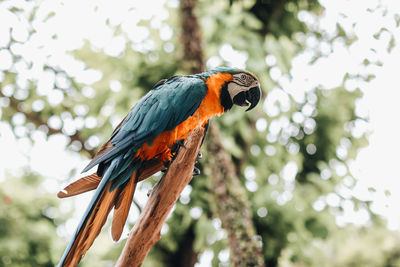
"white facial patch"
227,82,249,100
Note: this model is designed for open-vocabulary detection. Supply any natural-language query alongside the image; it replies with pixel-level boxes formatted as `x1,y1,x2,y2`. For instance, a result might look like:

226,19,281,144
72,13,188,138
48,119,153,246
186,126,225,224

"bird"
57,67,262,266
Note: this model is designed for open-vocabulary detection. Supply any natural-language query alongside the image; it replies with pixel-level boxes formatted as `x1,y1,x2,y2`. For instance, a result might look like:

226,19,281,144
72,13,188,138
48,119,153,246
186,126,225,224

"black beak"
232,86,262,111
245,86,261,111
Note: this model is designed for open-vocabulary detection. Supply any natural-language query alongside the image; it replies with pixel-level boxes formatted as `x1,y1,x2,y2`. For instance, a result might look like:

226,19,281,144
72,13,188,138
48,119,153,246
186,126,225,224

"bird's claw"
170,139,185,159
193,166,201,176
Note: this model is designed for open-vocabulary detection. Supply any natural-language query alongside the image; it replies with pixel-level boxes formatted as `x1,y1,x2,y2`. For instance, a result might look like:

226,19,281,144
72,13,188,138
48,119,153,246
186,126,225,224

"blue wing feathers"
82,76,207,174
110,160,141,191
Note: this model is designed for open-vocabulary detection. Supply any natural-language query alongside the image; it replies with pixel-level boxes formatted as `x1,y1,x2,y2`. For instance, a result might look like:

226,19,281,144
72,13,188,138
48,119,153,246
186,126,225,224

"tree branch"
115,127,204,267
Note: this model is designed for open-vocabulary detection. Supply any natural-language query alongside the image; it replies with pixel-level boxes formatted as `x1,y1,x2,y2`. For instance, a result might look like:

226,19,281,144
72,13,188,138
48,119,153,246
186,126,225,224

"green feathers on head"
196,67,244,78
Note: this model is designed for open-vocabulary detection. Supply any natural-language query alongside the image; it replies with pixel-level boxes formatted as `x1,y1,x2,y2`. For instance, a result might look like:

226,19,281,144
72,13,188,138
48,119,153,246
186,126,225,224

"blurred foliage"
1,0,400,266
0,173,63,266
229,0,321,37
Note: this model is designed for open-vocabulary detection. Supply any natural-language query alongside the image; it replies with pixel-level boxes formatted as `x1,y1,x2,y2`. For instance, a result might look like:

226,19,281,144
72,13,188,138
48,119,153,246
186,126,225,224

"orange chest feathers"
136,72,233,161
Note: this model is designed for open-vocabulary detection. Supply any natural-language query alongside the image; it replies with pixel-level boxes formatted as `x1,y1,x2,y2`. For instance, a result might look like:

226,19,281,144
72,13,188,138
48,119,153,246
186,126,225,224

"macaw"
57,67,261,266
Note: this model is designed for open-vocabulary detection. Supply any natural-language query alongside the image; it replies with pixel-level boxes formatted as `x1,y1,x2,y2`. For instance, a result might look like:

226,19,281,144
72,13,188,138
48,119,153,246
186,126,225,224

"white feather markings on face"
227,82,247,100
227,73,259,101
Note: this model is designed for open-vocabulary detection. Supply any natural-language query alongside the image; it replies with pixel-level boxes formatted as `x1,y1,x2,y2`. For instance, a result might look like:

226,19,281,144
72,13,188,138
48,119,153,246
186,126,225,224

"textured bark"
206,124,265,266
115,127,204,267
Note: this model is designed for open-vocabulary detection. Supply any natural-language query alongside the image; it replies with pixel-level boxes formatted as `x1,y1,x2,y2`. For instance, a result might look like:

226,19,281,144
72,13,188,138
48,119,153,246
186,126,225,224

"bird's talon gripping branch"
57,67,261,267
170,139,185,159
193,166,201,176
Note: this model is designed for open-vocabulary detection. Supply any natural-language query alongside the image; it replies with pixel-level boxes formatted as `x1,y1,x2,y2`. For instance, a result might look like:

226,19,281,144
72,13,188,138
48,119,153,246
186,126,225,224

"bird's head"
214,68,261,112
221,71,261,111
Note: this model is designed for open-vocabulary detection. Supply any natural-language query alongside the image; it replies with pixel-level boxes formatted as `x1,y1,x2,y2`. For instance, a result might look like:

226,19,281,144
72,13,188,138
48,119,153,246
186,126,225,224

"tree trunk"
206,124,265,266
180,0,204,74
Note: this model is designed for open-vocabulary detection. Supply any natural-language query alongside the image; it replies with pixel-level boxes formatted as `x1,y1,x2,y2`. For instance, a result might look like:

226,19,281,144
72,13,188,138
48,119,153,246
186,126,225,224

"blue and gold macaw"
57,67,261,266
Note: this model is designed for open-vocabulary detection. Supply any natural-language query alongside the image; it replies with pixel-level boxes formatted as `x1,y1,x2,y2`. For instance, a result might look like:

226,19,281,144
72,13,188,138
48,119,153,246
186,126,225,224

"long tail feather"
58,159,161,266
79,183,118,253
111,171,137,241
57,173,101,198
64,183,118,267
58,160,163,202
58,161,118,267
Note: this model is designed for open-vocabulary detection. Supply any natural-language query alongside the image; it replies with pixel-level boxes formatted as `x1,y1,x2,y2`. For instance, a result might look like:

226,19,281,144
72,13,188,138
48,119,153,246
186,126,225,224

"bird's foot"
193,166,201,176
170,139,185,160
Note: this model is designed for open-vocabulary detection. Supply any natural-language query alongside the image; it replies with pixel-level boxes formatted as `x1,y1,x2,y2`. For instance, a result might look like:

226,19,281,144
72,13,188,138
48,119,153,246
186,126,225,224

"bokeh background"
1,0,400,266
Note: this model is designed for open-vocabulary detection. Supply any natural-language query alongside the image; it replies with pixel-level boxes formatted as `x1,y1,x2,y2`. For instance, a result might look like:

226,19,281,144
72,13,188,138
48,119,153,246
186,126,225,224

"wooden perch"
115,127,204,267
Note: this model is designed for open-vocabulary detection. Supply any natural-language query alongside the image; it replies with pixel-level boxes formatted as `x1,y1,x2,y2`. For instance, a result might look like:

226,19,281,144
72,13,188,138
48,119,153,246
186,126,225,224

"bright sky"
318,0,400,230
1,0,400,265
